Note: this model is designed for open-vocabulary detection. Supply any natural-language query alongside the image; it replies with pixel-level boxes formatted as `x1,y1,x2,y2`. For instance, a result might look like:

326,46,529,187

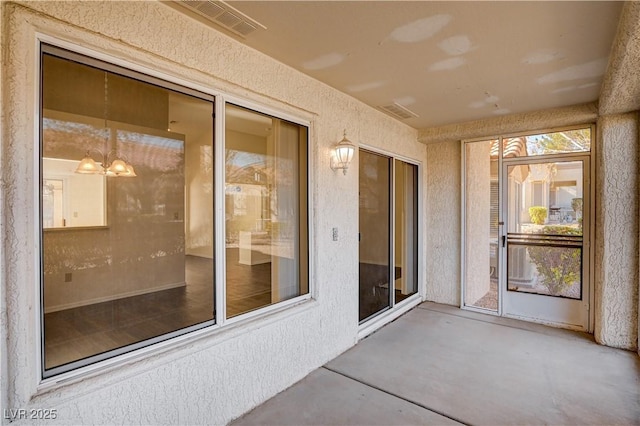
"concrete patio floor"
232,302,640,425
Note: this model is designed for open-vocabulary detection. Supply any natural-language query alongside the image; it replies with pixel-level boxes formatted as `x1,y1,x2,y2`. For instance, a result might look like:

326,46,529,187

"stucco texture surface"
599,2,640,116
425,140,460,306
1,1,423,425
419,103,598,145
595,113,639,350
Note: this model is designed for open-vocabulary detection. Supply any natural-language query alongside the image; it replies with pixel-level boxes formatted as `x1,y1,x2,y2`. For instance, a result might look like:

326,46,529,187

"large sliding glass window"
224,104,309,317
39,46,309,377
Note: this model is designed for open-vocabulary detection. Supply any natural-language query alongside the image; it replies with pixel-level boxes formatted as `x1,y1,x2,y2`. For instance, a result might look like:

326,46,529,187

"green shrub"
527,225,582,295
540,225,581,236
527,244,580,295
528,206,548,225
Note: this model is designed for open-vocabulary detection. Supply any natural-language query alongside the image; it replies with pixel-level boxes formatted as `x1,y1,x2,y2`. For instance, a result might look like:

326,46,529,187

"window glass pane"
394,160,418,303
503,128,591,157
225,104,308,317
359,150,391,321
507,244,582,299
506,160,584,300
41,52,215,372
507,162,583,235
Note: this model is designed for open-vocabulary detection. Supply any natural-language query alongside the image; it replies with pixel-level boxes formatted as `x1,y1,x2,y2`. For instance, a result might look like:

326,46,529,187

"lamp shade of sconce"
331,130,356,175
75,154,104,174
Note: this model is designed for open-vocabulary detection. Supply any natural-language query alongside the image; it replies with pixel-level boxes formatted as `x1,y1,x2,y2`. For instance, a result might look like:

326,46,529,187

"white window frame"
35,36,314,385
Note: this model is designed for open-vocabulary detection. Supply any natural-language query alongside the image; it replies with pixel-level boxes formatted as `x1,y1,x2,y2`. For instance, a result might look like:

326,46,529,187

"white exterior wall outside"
0,1,424,424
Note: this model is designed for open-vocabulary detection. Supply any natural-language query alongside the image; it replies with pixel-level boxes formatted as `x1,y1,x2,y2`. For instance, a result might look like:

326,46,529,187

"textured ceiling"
176,1,624,130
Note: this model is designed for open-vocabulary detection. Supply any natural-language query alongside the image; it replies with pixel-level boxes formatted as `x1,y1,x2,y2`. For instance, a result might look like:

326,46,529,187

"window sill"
35,296,318,399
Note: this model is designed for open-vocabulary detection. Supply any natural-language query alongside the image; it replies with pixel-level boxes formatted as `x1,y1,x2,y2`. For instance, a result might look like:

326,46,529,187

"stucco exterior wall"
419,103,598,145
0,2,424,424
599,1,640,116
464,141,492,305
425,140,460,305
595,113,639,350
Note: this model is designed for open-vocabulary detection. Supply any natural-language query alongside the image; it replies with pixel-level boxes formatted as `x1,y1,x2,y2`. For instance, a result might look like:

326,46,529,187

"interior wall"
184,128,214,258
42,153,187,312
41,55,186,312
43,54,169,131
1,1,421,424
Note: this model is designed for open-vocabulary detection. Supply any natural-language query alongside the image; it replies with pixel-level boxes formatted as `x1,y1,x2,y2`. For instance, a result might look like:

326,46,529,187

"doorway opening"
462,127,593,331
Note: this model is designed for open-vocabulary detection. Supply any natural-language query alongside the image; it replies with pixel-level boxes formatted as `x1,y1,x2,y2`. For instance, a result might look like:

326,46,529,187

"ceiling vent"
378,103,419,120
176,1,266,38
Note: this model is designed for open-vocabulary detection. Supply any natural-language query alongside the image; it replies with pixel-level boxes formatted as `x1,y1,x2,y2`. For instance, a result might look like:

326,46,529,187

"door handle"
502,235,506,248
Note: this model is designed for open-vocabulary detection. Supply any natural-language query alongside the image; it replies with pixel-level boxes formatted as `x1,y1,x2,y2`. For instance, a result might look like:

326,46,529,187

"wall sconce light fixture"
330,130,355,175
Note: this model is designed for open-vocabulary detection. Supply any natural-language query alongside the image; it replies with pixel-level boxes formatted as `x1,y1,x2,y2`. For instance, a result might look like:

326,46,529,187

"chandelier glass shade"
74,71,137,178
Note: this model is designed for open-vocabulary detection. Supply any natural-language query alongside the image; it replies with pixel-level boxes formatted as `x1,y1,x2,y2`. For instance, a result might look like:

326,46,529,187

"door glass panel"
394,160,418,303
464,140,499,311
359,150,391,321
506,161,583,299
503,128,590,158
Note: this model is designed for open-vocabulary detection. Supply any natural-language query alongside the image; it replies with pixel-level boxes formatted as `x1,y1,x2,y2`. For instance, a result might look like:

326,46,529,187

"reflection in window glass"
42,118,108,228
359,150,391,321
394,160,418,303
225,104,308,317
41,50,214,373
42,178,65,228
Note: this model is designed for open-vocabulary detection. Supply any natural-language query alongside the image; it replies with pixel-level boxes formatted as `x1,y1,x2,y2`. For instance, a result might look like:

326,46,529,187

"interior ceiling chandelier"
75,71,137,177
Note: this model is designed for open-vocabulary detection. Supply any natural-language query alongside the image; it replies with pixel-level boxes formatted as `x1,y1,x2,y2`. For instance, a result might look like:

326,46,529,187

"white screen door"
502,157,590,330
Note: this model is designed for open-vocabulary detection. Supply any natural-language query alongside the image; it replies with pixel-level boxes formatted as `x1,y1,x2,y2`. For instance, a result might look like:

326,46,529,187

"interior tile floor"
45,254,413,370
233,302,640,425
44,249,271,369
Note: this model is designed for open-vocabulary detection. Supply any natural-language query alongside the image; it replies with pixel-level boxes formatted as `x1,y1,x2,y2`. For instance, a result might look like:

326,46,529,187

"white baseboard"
44,281,187,313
